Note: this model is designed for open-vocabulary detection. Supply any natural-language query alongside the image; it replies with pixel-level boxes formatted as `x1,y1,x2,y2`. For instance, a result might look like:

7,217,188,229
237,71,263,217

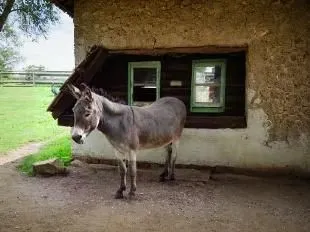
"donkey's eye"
85,113,91,118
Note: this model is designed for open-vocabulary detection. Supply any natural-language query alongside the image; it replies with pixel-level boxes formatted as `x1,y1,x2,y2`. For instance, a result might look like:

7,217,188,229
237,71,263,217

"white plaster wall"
72,99,310,172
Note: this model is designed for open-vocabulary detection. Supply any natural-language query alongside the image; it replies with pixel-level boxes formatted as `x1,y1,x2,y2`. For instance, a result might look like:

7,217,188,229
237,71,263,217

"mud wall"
72,0,310,170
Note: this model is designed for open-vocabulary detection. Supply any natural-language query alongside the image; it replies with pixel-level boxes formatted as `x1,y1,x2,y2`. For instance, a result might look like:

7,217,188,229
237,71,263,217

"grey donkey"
67,83,187,199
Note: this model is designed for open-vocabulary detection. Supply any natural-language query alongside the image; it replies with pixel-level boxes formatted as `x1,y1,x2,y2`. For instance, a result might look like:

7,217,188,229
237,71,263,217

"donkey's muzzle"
72,134,83,144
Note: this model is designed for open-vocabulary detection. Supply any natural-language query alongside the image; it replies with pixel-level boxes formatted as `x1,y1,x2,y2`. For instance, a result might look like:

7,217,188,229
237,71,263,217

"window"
191,59,226,112
128,61,161,106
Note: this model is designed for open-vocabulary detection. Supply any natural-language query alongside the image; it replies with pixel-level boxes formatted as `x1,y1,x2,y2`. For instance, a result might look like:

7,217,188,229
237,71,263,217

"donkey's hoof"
115,190,124,199
128,191,136,200
169,174,175,181
159,172,168,182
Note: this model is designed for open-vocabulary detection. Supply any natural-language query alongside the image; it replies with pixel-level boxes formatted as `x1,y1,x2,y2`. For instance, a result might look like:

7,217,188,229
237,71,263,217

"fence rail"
0,71,72,86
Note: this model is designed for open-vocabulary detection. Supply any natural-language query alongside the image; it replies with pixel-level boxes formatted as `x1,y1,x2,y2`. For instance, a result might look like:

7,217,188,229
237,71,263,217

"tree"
0,46,22,71
0,0,60,38
24,64,46,72
0,1,60,71
24,64,46,79
0,23,23,71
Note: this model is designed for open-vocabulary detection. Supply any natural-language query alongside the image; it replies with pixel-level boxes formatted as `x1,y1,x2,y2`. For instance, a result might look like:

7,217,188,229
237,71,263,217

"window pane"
195,85,221,104
132,67,157,104
133,68,157,86
195,64,222,85
195,86,209,103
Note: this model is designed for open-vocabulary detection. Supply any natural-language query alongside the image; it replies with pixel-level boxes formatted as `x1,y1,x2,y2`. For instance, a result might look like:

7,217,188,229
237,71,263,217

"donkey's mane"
90,87,127,105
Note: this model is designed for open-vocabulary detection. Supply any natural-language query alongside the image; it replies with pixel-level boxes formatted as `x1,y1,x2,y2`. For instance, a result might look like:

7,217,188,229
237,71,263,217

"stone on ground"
70,159,85,167
33,158,66,176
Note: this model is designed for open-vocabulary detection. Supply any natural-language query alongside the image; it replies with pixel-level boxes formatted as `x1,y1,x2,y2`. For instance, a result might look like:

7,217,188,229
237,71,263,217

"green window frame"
128,61,161,105
191,59,226,113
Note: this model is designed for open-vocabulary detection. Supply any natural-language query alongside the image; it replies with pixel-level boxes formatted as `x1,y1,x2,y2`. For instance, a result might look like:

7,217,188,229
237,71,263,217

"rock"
70,159,85,167
33,158,67,176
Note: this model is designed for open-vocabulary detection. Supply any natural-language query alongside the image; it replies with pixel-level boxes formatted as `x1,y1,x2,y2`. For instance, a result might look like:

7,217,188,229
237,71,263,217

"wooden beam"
58,114,247,129
109,45,248,56
185,116,247,129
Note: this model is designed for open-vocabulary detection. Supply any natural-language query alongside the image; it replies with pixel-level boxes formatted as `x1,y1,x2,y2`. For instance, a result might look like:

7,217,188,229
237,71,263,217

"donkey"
67,83,187,199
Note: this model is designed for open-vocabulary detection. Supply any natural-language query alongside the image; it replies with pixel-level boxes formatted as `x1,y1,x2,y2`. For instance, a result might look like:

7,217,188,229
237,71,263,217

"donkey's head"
67,83,100,144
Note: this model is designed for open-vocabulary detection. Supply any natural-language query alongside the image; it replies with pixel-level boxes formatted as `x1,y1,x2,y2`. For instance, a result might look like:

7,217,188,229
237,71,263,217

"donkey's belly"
138,141,172,150
138,133,178,150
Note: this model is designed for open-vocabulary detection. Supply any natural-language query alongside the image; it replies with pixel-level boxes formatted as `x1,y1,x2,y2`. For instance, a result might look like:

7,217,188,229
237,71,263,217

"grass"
0,86,68,153
18,136,72,176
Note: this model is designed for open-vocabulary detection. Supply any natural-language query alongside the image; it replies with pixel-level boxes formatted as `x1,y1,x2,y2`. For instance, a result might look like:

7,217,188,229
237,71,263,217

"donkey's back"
143,96,186,113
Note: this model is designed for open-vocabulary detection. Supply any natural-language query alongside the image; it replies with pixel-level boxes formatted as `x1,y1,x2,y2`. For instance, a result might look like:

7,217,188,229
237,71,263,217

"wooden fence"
0,71,71,86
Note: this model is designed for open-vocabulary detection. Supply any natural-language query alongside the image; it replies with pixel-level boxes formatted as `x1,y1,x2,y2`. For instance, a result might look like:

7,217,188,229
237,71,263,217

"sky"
17,12,75,71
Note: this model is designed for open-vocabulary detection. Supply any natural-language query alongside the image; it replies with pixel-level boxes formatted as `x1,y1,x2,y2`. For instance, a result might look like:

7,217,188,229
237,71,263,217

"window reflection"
194,64,222,106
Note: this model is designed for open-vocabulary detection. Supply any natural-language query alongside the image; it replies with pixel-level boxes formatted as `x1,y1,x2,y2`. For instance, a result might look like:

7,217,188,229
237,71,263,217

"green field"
0,86,69,154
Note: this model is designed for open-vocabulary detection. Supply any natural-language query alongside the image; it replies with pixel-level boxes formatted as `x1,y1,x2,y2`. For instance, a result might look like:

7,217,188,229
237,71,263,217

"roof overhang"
47,45,109,118
50,0,74,17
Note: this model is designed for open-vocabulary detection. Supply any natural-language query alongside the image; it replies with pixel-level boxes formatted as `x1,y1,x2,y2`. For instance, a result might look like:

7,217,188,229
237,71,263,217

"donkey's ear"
67,84,81,99
80,83,93,101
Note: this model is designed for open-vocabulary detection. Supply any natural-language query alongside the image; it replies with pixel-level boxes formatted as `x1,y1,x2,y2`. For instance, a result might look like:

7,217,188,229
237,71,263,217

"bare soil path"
0,142,43,165
0,160,310,232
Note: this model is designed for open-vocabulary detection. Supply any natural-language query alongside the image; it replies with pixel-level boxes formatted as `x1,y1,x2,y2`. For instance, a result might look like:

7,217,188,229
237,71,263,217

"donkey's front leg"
168,140,179,181
160,143,172,182
128,151,137,198
115,157,127,199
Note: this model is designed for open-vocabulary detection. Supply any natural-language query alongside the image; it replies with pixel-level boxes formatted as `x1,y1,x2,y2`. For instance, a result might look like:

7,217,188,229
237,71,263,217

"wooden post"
32,72,35,86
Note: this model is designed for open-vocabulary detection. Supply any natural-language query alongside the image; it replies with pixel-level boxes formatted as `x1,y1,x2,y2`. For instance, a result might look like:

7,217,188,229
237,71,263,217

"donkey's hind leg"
160,143,172,182
114,150,127,199
128,151,137,198
115,158,127,199
168,140,179,181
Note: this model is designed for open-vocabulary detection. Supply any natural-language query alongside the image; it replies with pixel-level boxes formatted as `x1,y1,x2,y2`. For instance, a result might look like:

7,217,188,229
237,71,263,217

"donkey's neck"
92,92,126,116
93,92,131,140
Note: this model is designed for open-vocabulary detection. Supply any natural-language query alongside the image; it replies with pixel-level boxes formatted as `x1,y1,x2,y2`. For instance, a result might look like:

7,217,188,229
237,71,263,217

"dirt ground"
0,161,309,232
